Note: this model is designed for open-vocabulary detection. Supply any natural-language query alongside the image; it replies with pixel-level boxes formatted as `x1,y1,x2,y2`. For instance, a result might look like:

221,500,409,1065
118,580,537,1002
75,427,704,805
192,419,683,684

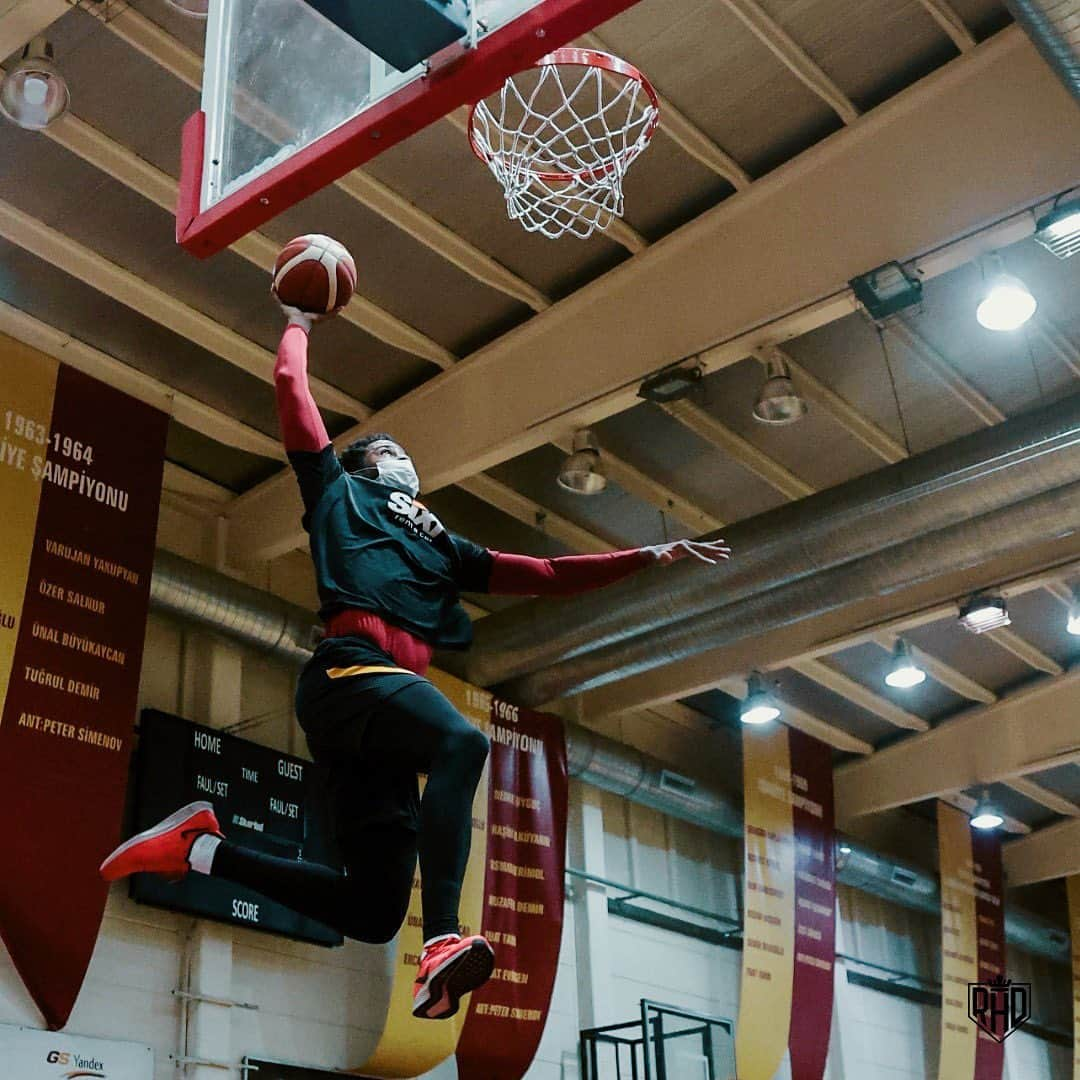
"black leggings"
212,672,490,943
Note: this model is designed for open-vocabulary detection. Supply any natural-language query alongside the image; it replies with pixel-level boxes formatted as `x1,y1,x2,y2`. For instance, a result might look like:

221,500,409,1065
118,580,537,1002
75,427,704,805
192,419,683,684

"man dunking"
100,302,731,1020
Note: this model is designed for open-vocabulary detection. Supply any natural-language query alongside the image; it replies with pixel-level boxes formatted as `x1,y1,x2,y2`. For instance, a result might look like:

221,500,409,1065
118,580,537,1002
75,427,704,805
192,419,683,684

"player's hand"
643,539,732,565
275,299,331,332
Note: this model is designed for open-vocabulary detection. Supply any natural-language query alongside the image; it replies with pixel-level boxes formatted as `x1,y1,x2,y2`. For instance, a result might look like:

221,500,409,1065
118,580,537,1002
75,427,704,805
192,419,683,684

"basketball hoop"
468,48,660,240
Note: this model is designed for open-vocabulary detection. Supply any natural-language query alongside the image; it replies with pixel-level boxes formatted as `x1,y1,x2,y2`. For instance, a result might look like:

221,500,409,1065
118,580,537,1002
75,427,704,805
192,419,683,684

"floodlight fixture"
638,365,702,404
849,261,923,320
1034,198,1080,260
958,594,1010,634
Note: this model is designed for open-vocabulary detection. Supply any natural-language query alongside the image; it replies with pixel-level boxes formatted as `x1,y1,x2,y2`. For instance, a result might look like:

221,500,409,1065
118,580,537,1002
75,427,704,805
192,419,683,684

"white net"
470,52,659,240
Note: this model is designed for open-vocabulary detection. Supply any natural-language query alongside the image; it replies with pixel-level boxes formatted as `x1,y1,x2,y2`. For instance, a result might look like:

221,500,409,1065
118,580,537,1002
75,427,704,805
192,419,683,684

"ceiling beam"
719,0,859,123
1004,817,1080,886
161,461,236,519
833,667,1080,824
104,5,551,314
551,434,727,535
0,0,66,60
163,461,231,505
716,676,874,755
1004,776,1080,818
985,627,1063,676
759,348,908,463
887,320,1006,426
27,97,455,369
455,473,617,555
1030,318,1080,379
581,33,751,188
0,197,368,417
223,29,1075,566
795,561,1080,664
1044,580,1075,607
785,658,929,732
0,299,282,460
916,0,977,53
577,539,1080,719
871,631,997,705
661,399,815,499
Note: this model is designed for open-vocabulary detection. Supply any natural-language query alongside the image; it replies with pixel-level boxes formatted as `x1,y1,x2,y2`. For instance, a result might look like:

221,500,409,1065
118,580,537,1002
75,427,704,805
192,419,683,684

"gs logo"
47,1051,71,1064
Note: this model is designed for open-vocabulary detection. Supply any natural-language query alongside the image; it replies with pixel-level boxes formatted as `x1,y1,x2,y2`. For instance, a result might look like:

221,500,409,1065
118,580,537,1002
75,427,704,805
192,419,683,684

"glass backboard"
177,0,645,258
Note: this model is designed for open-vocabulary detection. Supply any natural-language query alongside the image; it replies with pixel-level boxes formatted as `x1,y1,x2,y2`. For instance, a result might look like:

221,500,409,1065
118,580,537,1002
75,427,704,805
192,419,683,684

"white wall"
0,572,1073,1079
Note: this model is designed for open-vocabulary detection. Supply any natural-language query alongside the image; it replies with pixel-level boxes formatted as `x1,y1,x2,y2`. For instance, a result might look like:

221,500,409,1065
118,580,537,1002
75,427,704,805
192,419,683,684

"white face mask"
376,457,420,497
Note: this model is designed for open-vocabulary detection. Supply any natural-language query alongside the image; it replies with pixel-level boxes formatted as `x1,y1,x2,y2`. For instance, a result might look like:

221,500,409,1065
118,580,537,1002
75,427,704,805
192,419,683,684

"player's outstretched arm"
485,539,731,597
274,308,331,453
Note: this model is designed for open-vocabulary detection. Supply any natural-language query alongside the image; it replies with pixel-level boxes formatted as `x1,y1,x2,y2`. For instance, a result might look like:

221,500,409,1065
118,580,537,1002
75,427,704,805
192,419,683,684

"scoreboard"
130,709,343,946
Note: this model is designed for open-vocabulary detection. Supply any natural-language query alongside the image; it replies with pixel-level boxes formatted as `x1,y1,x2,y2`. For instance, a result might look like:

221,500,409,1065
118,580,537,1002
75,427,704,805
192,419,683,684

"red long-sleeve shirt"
276,323,651,674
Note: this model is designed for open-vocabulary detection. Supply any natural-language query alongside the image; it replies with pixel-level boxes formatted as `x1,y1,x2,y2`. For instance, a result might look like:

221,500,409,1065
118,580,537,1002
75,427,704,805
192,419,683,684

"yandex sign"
0,1025,153,1079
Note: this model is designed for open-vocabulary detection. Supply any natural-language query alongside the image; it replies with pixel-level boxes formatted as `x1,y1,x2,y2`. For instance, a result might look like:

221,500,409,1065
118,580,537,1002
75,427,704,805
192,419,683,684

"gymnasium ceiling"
1,0,1079,900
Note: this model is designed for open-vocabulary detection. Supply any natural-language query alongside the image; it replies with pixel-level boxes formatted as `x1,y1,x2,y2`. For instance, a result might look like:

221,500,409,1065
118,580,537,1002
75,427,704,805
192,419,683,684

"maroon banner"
973,829,1006,1079
788,728,837,1080
0,362,167,1029
455,700,568,1080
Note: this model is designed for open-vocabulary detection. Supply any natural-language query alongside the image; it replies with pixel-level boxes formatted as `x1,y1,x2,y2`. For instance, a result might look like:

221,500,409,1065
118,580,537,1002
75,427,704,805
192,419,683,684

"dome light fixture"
165,0,210,15
969,790,1004,831
958,593,1010,634
1066,588,1080,636
885,639,926,689
557,429,606,495
753,353,807,426
0,37,69,131
976,263,1037,332
740,672,780,726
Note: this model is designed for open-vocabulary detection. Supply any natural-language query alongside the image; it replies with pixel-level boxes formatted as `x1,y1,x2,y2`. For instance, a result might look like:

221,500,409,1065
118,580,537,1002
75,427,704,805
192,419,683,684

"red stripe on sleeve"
275,323,331,452
487,549,651,596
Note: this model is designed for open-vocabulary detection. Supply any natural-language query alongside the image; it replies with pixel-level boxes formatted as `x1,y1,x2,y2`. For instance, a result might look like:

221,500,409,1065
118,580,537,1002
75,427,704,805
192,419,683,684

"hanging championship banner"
0,338,167,1030
937,802,1006,1080
454,689,568,1080
356,671,567,1079
1068,877,1080,1080
736,725,836,1080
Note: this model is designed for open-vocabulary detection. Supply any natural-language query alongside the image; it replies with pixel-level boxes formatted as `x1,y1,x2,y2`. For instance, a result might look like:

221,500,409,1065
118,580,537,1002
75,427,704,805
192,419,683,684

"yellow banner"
938,802,978,1079
736,725,795,1080
356,670,490,1078
1068,876,1080,1080
0,338,58,730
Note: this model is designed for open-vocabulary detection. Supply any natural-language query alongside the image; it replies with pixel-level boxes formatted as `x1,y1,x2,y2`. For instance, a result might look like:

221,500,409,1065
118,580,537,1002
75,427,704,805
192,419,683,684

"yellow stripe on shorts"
325,665,419,679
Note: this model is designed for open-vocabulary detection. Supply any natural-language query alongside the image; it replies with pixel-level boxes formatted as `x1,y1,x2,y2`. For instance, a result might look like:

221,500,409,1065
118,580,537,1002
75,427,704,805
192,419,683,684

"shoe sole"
413,939,495,1020
99,800,215,879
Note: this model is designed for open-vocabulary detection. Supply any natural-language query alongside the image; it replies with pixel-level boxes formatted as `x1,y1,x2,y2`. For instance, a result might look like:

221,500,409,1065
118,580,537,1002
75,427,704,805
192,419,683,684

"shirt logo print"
387,491,445,541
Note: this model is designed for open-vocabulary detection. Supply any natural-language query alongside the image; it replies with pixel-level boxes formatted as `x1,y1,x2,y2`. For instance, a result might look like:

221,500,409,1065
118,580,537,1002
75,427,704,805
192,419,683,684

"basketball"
271,234,356,316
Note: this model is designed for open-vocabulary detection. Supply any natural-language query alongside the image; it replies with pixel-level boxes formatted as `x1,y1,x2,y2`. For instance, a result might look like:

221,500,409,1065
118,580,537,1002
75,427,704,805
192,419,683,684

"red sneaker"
99,801,222,883
412,935,495,1020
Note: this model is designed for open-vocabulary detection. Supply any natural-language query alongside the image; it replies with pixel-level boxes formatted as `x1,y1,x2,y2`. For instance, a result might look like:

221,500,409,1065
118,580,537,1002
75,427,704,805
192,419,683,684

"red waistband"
322,609,433,676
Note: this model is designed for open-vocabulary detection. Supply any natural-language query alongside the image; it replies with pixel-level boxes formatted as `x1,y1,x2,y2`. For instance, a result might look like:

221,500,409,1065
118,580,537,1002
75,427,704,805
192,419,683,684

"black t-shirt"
288,446,493,649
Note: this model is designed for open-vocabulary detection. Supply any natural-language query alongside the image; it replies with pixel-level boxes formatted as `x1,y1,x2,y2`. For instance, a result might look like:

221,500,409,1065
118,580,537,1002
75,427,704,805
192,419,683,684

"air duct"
1004,0,1080,102
150,549,318,664
500,477,1080,705
146,551,1070,963
465,392,1080,691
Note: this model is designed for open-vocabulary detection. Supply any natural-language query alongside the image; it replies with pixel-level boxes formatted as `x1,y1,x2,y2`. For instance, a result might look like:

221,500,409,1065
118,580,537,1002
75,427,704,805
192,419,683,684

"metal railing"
580,1000,736,1080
